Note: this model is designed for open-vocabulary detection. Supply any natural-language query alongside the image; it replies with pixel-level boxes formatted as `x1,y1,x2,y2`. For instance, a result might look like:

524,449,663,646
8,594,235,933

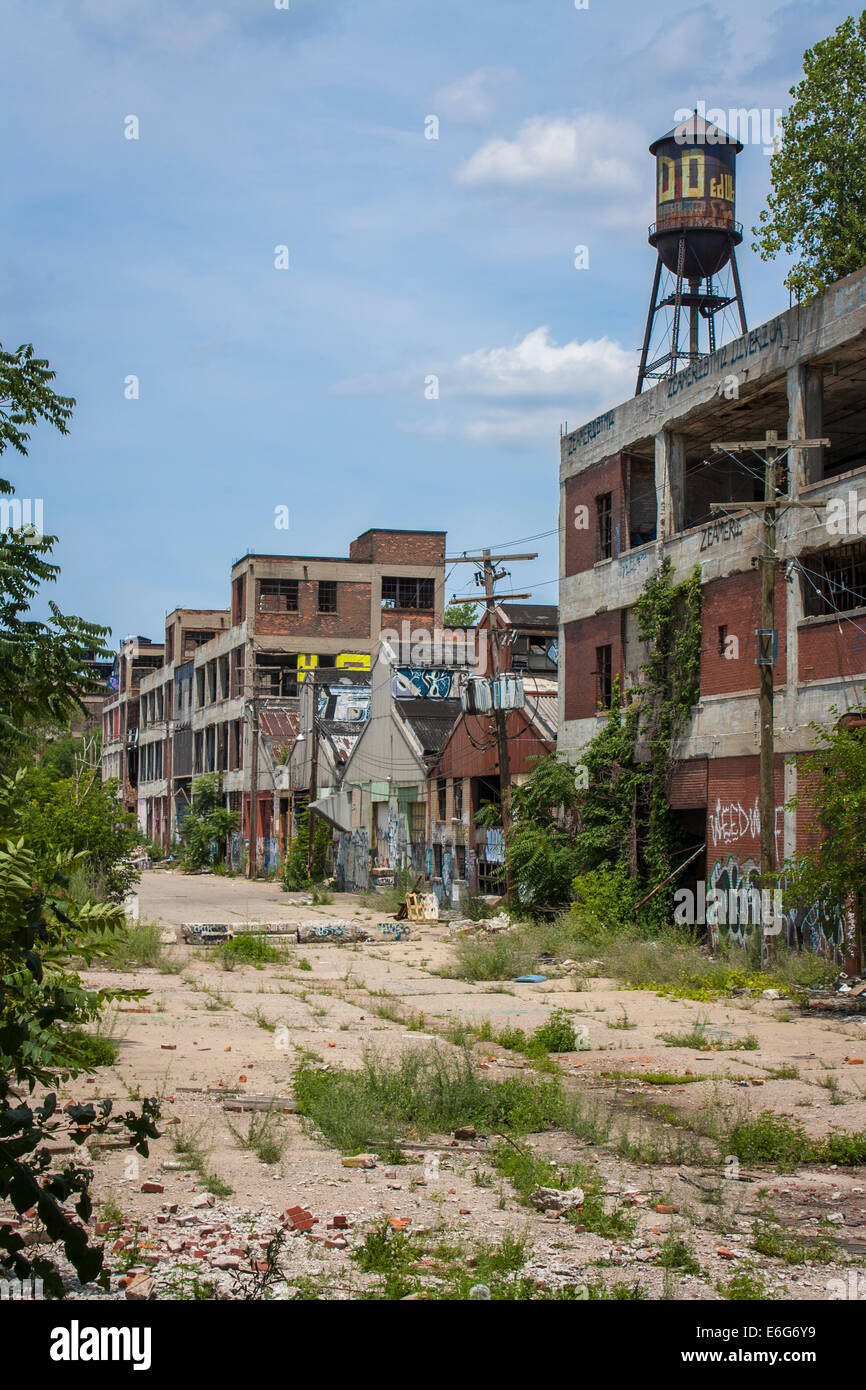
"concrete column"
654,430,685,543
787,364,823,493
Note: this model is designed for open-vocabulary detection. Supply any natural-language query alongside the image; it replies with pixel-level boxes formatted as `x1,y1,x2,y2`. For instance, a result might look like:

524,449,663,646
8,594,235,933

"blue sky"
1,0,856,643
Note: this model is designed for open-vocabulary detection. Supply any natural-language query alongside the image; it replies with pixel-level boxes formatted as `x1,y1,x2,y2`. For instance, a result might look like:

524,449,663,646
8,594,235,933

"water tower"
635,111,748,394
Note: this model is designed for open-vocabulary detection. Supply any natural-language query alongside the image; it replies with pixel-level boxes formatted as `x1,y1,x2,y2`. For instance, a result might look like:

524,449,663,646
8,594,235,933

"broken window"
437,776,447,822
453,778,463,822
596,493,613,561
232,574,246,625
595,644,613,710
381,576,435,610
317,580,338,613
410,801,426,842
802,543,866,616
256,653,299,698
231,646,245,698
258,579,299,613
183,630,215,657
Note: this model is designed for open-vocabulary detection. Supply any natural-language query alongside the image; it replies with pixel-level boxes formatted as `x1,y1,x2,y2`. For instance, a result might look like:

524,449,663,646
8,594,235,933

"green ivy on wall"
574,558,702,924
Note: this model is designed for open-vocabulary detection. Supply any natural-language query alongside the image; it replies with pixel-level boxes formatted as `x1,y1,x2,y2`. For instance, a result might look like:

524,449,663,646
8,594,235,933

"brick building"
559,266,866,961
107,529,446,864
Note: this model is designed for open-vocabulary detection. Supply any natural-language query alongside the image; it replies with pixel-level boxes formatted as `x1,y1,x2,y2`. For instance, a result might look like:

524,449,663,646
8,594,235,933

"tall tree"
0,343,110,765
753,12,866,299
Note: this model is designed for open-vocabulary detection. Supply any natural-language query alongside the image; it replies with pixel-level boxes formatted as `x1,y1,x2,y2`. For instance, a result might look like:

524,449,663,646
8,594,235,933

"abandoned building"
102,529,447,860
558,263,866,962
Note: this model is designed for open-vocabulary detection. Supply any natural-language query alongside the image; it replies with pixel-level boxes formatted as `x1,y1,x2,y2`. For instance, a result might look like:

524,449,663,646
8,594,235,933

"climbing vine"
573,559,702,925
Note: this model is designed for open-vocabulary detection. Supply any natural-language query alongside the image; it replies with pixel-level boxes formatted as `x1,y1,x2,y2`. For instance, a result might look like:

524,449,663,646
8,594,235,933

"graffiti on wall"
317,684,371,721
708,854,849,959
336,827,369,893
709,797,783,860
392,668,457,700
299,653,371,684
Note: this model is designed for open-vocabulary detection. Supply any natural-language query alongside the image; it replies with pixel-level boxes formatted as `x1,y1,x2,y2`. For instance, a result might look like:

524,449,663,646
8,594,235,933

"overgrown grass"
446,933,536,982
725,1111,866,1168
170,1120,234,1196
105,918,179,971
225,1106,289,1165
293,1047,565,1155
445,914,839,1001
489,1140,637,1239
215,932,285,969
350,1220,645,1300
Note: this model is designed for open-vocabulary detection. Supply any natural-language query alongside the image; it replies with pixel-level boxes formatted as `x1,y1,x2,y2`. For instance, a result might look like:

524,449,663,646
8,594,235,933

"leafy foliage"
443,602,478,628
179,773,239,870
752,13,866,298
0,343,110,765
0,341,160,1295
506,754,584,907
281,801,330,890
20,757,140,902
0,769,160,1293
784,713,866,963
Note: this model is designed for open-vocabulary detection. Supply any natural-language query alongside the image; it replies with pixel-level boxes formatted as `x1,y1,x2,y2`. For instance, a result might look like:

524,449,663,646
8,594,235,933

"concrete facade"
559,266,866,960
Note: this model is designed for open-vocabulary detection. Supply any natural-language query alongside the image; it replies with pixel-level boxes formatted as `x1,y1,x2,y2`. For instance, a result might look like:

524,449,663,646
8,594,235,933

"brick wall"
563,456,626,577
563,611,623,721
252,580,372,639
706,755,785,869
700,569,787,696
349,530,445,566
799,616,866,682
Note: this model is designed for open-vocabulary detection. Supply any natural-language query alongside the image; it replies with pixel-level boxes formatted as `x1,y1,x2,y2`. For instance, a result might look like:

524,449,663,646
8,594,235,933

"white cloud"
433,67,514,124
457,113,642,193
344,325,636,448
452,326,634,403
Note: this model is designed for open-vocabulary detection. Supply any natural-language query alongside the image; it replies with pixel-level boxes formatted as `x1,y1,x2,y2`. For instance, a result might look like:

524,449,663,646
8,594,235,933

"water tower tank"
648,112,743,279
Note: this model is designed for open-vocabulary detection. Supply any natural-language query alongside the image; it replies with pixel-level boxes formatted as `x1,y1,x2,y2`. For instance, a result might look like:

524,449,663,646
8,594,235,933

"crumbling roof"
397,698,462,753
497,603,558,629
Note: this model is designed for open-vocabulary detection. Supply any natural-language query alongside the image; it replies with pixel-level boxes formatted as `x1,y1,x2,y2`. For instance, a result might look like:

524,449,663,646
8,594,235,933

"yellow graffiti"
709,172,735,202
682,150,705,198
297,652,371,682
657,155,675,204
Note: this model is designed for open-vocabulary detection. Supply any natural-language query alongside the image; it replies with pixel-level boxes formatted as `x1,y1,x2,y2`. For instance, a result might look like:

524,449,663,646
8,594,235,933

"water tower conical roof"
649,111,743,155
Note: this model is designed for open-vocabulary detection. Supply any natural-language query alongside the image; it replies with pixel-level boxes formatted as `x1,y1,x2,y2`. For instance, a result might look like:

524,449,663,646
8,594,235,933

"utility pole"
247,688,260,879
758,430,779,963
711,430,830,964
307,677,320,879
447,548,537,901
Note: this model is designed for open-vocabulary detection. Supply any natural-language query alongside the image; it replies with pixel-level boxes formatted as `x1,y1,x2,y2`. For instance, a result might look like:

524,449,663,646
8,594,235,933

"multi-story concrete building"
111,529,447,865
101,636,165,813
559,266,866,964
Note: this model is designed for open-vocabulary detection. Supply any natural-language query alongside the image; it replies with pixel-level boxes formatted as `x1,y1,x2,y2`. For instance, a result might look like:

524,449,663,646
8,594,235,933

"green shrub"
293,1047,564,1154
215,933,284,968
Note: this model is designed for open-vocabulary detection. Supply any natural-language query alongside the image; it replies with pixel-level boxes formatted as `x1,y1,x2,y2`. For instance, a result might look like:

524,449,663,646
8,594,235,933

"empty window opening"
596,493,613,561
381,576,435,610
318,580,338,613
258,579,299,613
596,644,613,710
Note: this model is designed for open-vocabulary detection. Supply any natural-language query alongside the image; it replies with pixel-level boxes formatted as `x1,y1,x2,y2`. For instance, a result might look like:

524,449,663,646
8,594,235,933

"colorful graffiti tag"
708,855,848,959
392,668,457,700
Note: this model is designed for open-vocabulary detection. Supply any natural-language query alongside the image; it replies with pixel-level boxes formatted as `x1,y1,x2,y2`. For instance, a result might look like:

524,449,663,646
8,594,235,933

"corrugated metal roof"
528,693,559,739
260,709,299,741
398,698,461,753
